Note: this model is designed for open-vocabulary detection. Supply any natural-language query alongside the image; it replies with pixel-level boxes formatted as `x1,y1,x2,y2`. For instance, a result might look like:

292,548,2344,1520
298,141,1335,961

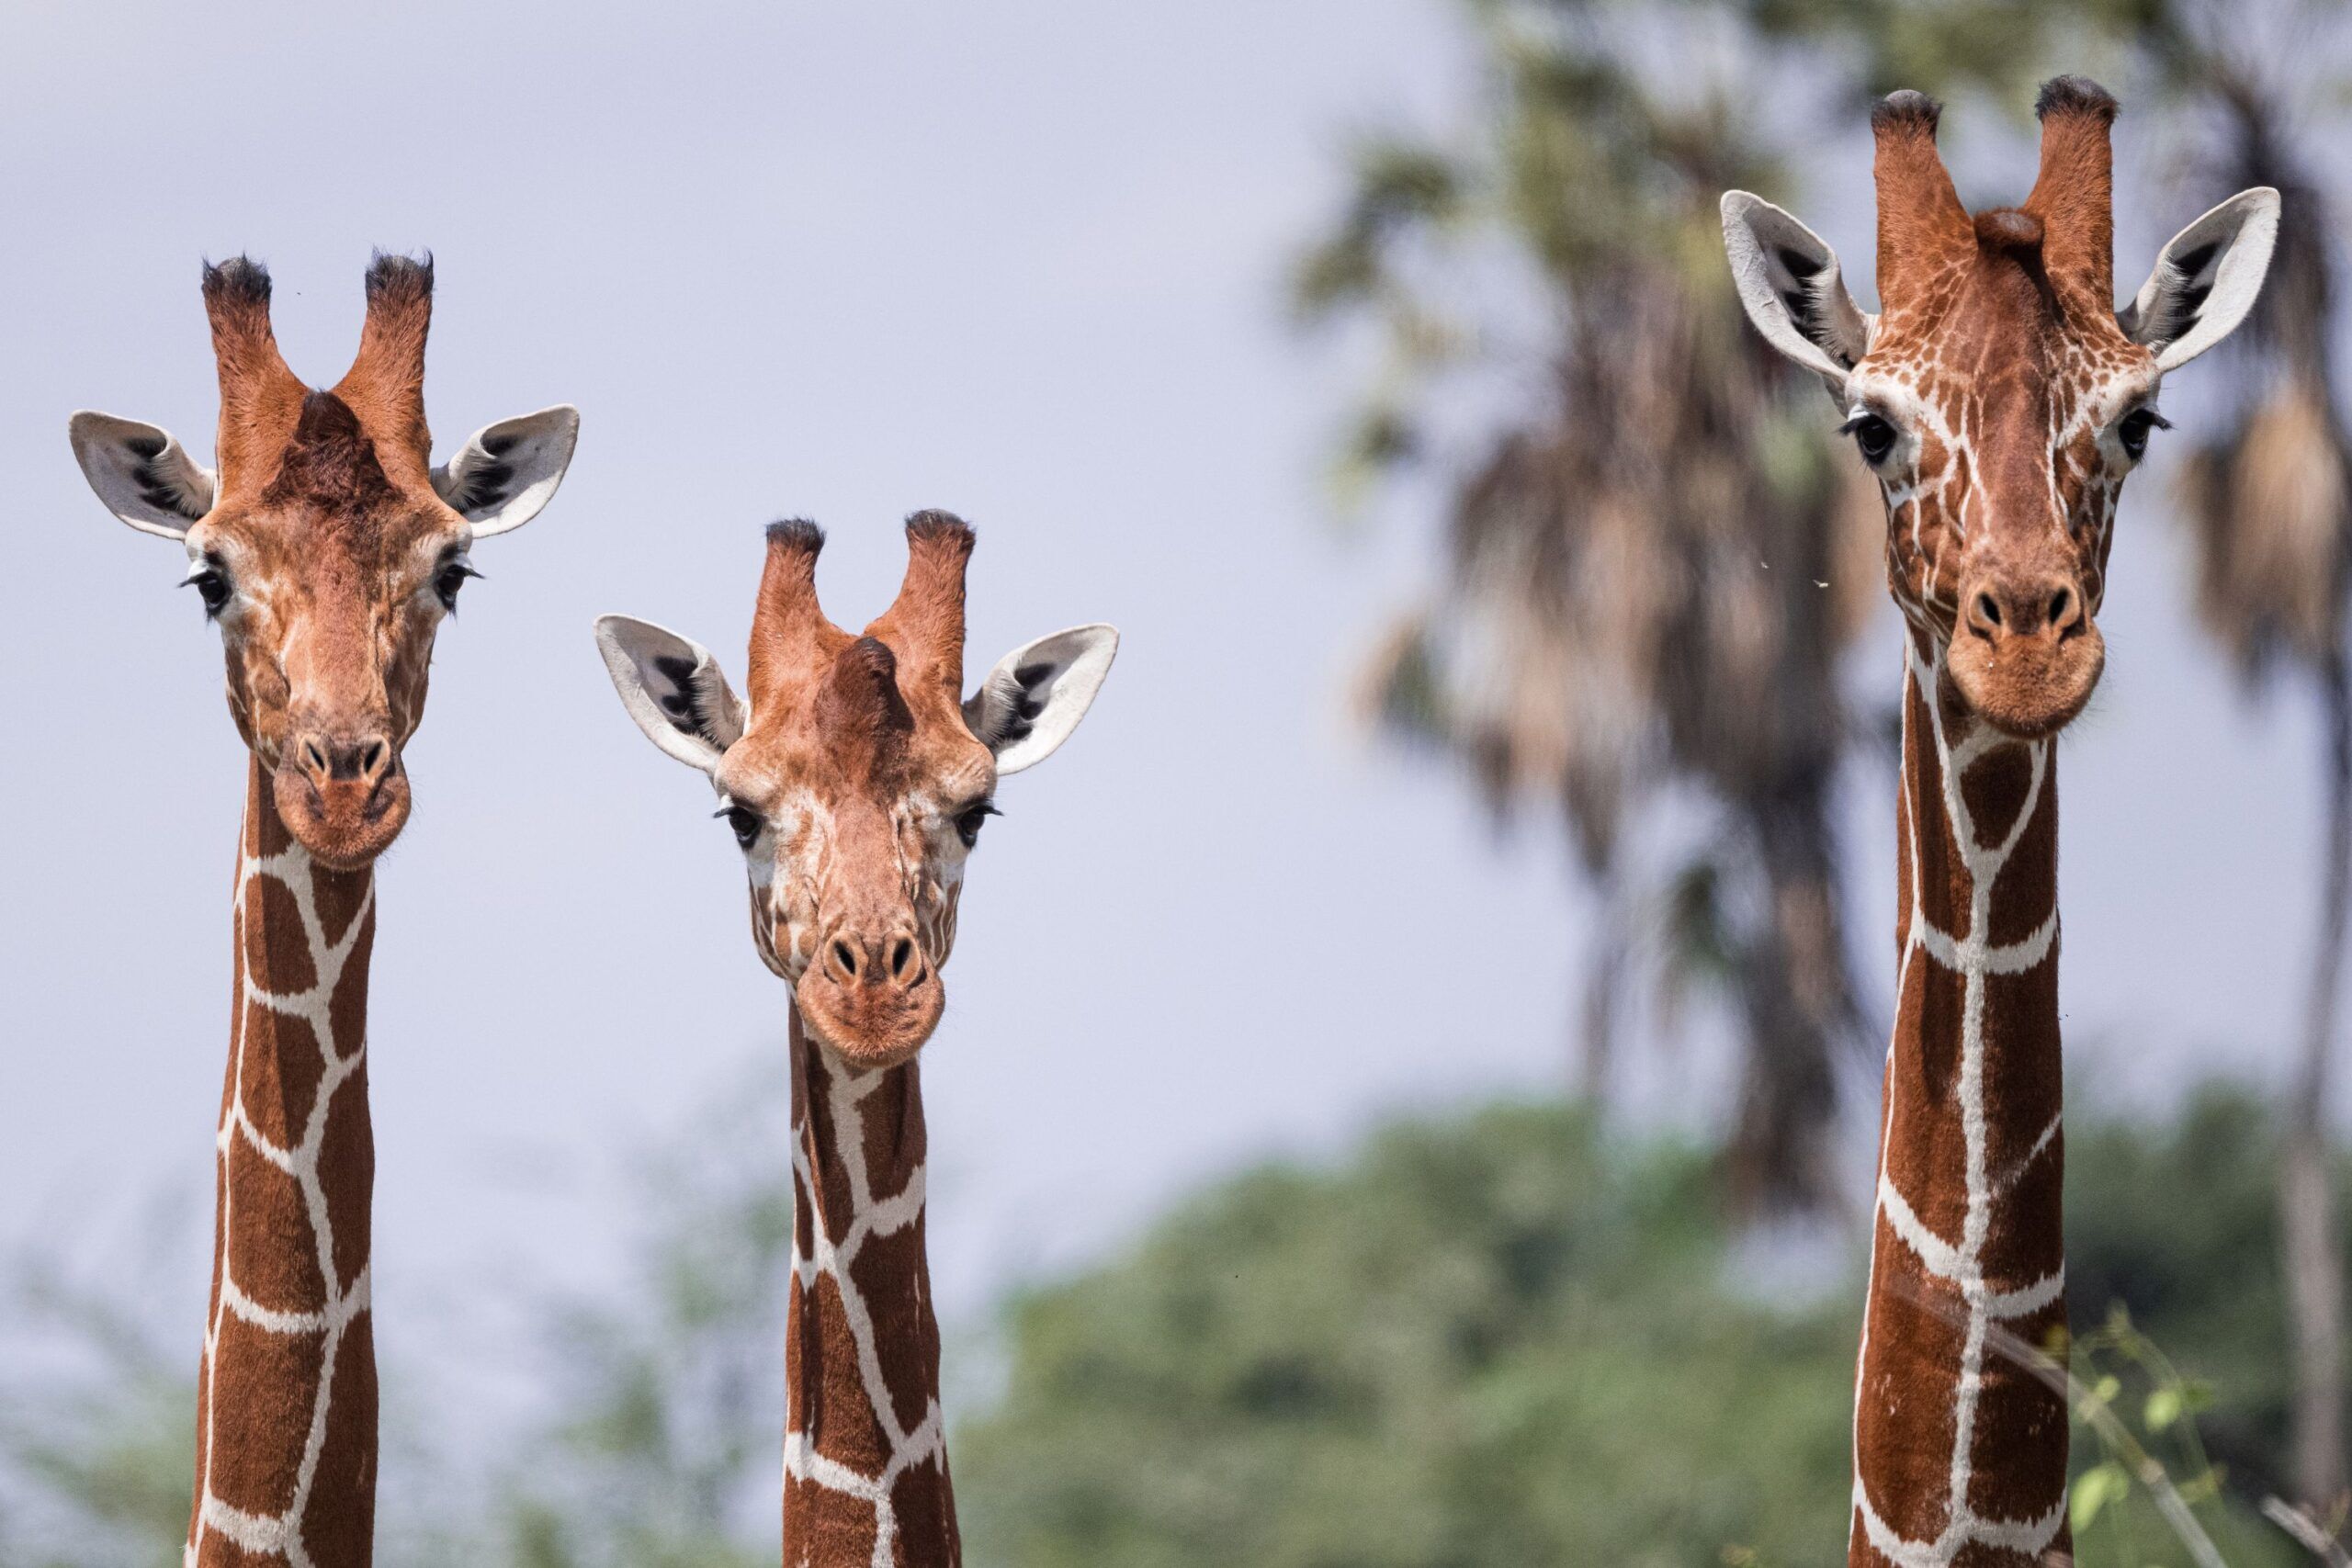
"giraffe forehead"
1863,252,2155,414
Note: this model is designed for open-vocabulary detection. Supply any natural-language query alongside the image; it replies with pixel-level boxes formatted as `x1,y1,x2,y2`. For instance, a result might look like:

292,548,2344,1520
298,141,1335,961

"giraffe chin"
1943,626,2106,740
793,975,945,1072
270,763,412,869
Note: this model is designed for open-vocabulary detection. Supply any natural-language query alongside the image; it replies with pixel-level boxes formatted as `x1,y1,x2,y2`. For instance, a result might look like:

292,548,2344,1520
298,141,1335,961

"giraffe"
68,254,579,1567
1721,80,2278,1563
595,515,1116,1567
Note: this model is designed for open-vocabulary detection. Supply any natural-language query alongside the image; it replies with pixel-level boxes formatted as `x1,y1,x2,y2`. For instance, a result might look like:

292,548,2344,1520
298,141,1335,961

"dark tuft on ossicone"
766,518,825,553
200,255,273,310
2035,75,2119,123
363,250,435,305
903,509,975,550
1871,90,1942,137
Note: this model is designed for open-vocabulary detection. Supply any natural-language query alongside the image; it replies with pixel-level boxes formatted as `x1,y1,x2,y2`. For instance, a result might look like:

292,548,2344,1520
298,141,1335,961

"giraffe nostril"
359,739,387,777
831,939,859,979
888,937,916,982
1973,592,2003,634
2048,587,2073,626
303,739,329,776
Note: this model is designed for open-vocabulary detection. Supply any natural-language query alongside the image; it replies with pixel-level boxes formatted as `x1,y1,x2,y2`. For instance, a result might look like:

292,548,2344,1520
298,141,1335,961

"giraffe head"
596,516,1117,1069
1724,78,2278,737
71,255,579,867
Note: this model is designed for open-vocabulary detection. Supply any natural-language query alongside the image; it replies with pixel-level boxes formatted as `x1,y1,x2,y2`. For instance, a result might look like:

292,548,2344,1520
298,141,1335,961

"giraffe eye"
717,805,763,848
182,563,232,617
1841,412,1899,466
2117,407,2170,462
955,800,1000,850
434,558,481,612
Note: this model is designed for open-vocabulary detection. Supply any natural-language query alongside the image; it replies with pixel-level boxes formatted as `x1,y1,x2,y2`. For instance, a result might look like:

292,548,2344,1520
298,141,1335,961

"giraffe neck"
784,1010,958,1568
1849,632,2069,1567
187,758,379,1568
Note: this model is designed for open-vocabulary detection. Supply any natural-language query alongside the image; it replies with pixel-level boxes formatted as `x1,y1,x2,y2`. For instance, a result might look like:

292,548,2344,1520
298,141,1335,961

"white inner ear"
434,405,581,537
965,624,1119,776
1720,191,1873,394
594,615,745,774
69,412,216,540
2121,187,2281,372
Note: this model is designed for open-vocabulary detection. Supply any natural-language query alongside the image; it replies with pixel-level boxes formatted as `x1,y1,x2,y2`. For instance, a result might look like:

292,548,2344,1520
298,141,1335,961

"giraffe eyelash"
181,557,232,618
2116,406,2171,461
1838,411,1901,466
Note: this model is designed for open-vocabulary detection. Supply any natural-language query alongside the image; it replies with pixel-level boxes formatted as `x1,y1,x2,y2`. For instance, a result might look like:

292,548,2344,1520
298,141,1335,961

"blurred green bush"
958,1089,2337,1568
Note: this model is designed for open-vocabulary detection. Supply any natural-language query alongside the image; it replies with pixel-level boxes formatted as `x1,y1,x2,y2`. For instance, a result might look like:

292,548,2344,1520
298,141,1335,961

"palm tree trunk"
2287,644,2352,1512
1577,861,1628,1104
1726,768,1854,1219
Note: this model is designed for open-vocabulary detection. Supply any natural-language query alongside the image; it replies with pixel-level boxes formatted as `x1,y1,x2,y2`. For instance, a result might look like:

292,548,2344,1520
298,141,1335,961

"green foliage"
958,1089,2341,1568
957,1105,1856,1568
1732,0,2167,107
0,1255,196,1568
2060,1303,2304,1568
2067,1088,2320,1503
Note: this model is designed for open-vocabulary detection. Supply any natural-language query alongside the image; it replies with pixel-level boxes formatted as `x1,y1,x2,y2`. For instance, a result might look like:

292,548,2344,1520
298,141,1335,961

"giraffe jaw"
793,969,944,1071
269,756,412,868
1943,624,2106,740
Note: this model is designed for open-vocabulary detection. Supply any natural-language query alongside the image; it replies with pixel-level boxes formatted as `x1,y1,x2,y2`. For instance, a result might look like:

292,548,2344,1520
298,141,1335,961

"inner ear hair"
2142,241,2220,344
442,437,516,514
994,661,1055,747
652,654,717,741
124,433,209,521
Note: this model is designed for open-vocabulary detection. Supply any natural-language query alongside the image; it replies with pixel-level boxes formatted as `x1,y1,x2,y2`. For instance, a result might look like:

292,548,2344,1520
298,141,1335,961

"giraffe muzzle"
274,727,411,867
794,919,944,1069
1946,569,2105,739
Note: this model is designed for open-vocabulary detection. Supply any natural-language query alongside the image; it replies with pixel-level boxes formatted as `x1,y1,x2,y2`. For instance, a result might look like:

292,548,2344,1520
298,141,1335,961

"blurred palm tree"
2150,3,2352,1515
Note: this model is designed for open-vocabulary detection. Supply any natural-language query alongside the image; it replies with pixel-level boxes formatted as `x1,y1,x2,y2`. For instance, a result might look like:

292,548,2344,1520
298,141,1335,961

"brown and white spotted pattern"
188,767,379,1568
782,1021,956,1567
1851,634,2068,1567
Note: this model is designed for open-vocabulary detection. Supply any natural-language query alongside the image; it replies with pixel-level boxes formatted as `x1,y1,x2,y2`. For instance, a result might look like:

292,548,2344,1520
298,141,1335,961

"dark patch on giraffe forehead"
809,638,916,784
221,389,448,571
262,391,398,513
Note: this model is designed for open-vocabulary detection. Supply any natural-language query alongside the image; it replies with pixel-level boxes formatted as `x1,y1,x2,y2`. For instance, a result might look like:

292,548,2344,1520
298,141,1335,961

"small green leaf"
2092,1374,2123,1405
2072,1461,2130,1534
2144,1386,2182,1432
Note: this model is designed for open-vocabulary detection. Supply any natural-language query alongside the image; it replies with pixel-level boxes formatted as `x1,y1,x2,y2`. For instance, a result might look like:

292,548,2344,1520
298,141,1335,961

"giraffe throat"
783,1010,959,1567
1850,628,2070,1567
188,759,379,1567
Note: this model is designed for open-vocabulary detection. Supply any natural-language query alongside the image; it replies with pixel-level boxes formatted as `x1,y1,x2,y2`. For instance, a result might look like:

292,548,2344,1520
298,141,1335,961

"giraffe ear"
1721,192,1873,394
69,412,217,540
2120,188,2280,372
434,405,580,537
594,615,746,773
964,624,1119,775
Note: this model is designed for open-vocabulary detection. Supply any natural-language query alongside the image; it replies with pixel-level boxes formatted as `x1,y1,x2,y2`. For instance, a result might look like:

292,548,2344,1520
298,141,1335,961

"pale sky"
0,0,2329,1455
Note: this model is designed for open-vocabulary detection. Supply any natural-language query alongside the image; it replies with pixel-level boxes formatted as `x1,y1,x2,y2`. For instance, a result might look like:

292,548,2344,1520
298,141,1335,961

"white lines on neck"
1851,643,2066,1568
187,833,373,1568
785,1050,943,1568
